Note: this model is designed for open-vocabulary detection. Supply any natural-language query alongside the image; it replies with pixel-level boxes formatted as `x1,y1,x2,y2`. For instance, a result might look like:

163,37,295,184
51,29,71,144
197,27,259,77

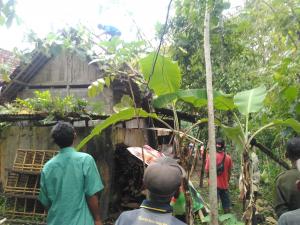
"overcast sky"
0,0,245,51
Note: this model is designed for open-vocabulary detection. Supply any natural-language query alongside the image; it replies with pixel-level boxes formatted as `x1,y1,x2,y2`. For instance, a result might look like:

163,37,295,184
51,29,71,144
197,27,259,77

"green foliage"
16,90,52,112
113,95,134,113
176,89,208,107
14,91,88,116
153,88,235,110
203,213,243,225
283,86,299,103
221,125,244,151
0,104,18,114
153,92,178,108
214,95,235,111
236,0,300,128
221,86,300,147
139,52,182,96
170,0,256,93
273,119,300,134
233,86,267,116
169,0,300,142
88,78,107,98
0,63,12,82
153,89,207,108
98,37,146,67
219,213,244,225
76,108,158,150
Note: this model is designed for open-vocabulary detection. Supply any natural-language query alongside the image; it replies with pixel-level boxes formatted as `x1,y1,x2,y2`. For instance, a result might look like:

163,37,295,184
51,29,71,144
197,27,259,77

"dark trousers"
217,188,231,210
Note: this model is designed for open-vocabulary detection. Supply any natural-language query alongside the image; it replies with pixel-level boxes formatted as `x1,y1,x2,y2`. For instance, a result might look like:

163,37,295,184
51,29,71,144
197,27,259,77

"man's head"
216,137,225,152
51,122,75,148
286,137,300,161
143,157,185,203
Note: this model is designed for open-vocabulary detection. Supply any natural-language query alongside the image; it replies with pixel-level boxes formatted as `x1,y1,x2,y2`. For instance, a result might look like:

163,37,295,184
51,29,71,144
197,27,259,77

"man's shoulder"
42,151,93,171
116,209,140,224
118,209,186,225
275,170,288,184
278,209,300,225
64,149,94,163
73,151,93,159
42,154,59,171
119,209,140,217
70,151,96,168
275,169,299,183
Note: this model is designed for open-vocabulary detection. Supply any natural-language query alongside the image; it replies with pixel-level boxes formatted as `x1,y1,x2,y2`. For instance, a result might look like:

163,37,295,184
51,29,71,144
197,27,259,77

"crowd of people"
38,121,300,225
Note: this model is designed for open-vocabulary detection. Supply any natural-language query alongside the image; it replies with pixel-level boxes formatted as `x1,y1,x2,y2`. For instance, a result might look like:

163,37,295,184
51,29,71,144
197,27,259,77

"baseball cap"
143,157,186,199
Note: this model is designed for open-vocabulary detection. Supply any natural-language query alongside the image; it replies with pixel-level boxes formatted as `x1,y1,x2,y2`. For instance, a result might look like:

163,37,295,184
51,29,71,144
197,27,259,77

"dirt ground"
190,163,243,219
190,161,277,225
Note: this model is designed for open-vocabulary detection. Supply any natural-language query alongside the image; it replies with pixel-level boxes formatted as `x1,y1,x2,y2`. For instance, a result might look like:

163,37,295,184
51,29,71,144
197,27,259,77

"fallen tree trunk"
251,139,290,170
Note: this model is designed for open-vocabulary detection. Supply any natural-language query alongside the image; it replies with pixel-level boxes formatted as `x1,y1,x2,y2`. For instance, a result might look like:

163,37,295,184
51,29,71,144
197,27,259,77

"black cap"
143,157,185,199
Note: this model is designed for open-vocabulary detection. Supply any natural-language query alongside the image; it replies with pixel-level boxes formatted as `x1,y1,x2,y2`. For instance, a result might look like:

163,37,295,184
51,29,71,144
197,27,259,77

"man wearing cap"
115,157,187,225
274,137,300,218
205,137,233,213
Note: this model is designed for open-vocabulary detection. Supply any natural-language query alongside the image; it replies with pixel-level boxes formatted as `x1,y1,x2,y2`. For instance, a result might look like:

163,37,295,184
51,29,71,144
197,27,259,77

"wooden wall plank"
29,51,101,86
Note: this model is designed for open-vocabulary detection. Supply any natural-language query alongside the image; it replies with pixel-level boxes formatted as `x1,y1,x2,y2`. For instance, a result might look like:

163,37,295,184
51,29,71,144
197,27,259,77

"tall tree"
204,1,218,224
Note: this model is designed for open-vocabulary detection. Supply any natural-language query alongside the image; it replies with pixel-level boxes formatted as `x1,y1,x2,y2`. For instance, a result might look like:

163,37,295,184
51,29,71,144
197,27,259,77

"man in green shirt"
274,137,300,218
39,122,104,225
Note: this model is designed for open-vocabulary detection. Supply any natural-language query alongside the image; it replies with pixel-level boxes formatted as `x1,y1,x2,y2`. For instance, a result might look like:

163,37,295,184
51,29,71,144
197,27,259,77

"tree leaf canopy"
273,118,300,133
139,52,181,96
234,86,267,116
153,88,235,110
221,125,244,151
76,108,157,150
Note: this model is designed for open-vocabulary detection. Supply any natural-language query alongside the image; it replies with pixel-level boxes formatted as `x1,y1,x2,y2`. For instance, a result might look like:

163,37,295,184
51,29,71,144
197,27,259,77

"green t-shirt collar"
60,146,75,153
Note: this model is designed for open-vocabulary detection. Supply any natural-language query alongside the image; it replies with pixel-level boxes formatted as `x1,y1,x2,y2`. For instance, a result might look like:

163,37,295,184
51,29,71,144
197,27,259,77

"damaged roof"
1,51,50,101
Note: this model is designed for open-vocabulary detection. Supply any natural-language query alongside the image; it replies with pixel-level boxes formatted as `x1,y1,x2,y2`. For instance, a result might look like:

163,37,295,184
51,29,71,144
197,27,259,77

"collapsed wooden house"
0,47,160,223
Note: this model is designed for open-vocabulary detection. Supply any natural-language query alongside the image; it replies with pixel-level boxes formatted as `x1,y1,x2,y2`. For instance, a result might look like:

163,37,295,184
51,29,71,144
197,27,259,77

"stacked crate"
4,149,57,219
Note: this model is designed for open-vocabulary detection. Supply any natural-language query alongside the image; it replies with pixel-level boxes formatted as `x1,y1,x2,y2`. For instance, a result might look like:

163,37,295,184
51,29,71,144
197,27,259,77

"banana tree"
140,51,238,224
164,85,300,224
220,85,300,224
146,57,300,222
140,52,202,224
